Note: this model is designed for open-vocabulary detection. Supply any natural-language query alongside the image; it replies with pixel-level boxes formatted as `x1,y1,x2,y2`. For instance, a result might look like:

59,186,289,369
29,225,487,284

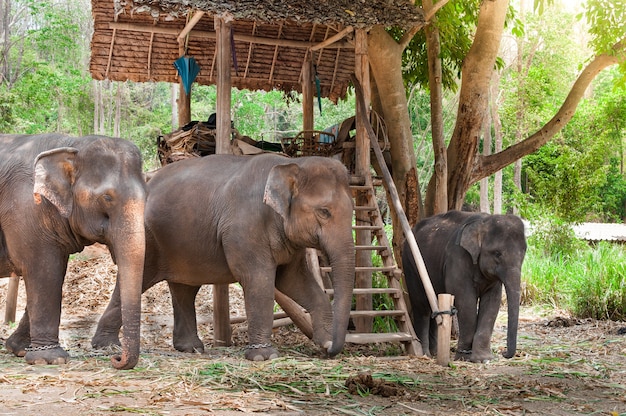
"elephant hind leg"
275,258,332,351
92,279,124,349
6,309,31,357
169,282,204,353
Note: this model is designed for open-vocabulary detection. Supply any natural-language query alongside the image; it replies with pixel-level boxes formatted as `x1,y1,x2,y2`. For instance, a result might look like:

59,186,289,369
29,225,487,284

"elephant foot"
244,343,279,361
91,331,121,350
455,349,494,363
24,345,70,365
5,333,30,357
470,351,494,363
173,337,205,354
454,349,472,361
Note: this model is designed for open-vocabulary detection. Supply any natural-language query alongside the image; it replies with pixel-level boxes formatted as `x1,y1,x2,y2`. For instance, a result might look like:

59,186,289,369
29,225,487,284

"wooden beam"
147,31,154,79
108,22,354,49
353,28,373,333
177,40,191,127
310,26,353,51
244,21,257,79
268,22,283,83
213,14,234,348
302,55,314,132
177,11,205,42
4,273,19,324
105,28,116,78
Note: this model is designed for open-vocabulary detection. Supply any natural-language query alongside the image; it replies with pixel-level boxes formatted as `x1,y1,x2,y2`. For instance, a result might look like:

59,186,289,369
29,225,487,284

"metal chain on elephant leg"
244,343,273,350
25,344,62,352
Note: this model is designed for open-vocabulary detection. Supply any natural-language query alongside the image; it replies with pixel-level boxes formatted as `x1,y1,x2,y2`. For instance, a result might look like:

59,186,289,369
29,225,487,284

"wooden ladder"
319,179,421,356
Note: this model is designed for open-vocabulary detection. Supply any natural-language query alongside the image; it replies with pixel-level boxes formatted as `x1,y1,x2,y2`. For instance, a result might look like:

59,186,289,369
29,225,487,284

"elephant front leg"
92,281,123,349
169,282,204,353
454,292,479,362
276,262,333,353
22,273,70,365
469,285,502,363
242,279,279,361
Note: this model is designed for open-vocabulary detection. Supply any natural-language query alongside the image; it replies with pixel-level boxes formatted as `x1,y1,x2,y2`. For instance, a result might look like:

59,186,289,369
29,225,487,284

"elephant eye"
494,250,502,259
317,207,332,220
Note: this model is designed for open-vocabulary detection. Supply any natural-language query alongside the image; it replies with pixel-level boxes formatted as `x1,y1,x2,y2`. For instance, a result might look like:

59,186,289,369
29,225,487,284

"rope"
431,306,457,320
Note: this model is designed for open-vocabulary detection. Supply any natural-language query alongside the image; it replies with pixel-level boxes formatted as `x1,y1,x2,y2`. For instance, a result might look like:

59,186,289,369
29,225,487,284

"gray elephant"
0,134,146,369
92,153,355,361
402,210,526,363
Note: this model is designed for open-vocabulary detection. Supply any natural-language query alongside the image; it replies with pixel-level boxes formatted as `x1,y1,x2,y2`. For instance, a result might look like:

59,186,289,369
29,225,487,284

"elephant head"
264,157,355,356
459,214,527,359
33,138,146,369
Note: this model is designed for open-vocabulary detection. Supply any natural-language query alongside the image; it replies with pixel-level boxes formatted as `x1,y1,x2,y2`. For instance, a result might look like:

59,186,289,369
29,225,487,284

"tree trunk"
480,108,491,213
423,0,447,216
171,83,178,131
442,0,509,211
491,75,503,214
93,80,100,134
368,26,421,259
114,82,122,137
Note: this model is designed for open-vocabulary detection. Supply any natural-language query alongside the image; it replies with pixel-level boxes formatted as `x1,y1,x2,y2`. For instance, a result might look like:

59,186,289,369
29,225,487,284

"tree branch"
473,46,622,183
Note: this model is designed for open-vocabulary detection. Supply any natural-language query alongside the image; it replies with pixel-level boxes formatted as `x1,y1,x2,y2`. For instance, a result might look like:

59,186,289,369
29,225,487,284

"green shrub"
527,214,587,259
523,238,626,320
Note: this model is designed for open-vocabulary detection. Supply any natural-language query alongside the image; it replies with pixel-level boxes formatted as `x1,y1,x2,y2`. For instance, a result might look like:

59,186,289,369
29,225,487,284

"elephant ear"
458,218,484,265
33,147,79,218
263,163,300,222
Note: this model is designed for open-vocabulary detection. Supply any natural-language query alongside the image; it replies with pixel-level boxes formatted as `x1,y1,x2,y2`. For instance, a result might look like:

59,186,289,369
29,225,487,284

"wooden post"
353,28,373,332
302,56,314,133
436,294,455,366
212,14,234,347
4,272,19,324
274,289,313,339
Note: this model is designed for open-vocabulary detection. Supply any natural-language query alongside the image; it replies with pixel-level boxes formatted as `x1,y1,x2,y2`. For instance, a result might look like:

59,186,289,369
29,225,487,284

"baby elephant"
402,210,526,363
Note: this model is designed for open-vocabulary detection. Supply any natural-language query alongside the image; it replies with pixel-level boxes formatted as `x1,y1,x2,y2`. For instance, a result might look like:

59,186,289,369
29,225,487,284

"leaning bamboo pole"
351,74,442,326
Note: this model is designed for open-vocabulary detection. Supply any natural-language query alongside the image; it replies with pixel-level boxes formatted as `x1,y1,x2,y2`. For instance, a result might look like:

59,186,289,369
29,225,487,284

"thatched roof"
90,0,423,101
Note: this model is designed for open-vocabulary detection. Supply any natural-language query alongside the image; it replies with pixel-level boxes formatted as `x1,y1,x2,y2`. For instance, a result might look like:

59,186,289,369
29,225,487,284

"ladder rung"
345,332,415,344
324,288,402,295
353,225,384,231
355,245,387,251
350,185,372,191
320,266,397,273
349,309,406,317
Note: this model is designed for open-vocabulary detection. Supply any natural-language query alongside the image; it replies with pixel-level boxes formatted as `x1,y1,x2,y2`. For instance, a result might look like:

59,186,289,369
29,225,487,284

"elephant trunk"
325,242,355,357
110,198,145,370
503,273,521,359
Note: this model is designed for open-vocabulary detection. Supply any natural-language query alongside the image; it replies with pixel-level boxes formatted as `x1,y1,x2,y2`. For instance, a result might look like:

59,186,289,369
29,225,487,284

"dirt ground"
0,247,625,415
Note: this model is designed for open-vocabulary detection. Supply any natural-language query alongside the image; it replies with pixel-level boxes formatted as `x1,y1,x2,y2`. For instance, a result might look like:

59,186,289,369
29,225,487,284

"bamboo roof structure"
90,0,424,102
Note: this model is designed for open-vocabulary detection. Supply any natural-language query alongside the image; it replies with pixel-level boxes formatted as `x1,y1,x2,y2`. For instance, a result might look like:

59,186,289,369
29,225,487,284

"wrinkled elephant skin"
93,153,355,361
402,210,526,363
0,134,146,369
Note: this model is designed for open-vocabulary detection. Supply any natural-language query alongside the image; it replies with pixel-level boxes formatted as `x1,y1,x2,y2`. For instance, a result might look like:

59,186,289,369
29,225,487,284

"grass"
522,241,626,320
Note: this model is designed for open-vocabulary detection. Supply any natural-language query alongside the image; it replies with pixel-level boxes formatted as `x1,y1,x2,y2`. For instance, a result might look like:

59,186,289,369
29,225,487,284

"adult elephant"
0,134,146,369
92,153,355,361
402,210,526,363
